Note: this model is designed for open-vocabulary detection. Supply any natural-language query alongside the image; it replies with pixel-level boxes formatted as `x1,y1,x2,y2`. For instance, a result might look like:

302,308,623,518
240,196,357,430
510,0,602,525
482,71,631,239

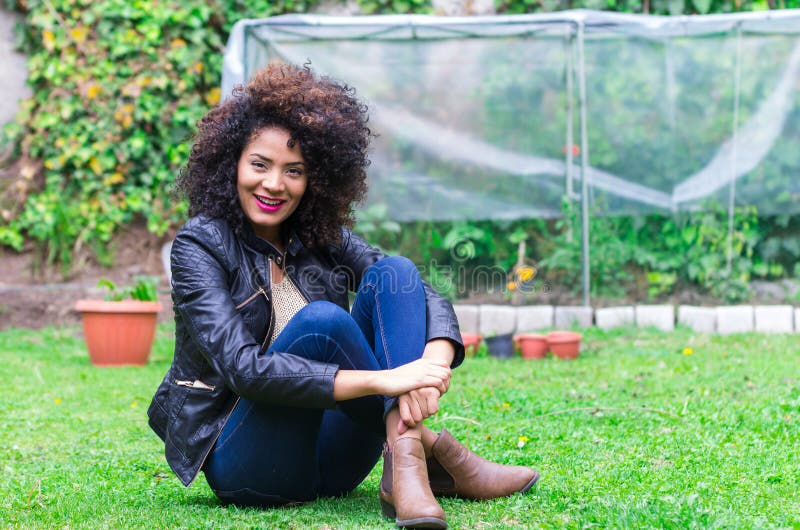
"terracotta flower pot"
484,333,515,359
514,333,548,360
460,333,483,356
75,300,162,366
546,331,582,360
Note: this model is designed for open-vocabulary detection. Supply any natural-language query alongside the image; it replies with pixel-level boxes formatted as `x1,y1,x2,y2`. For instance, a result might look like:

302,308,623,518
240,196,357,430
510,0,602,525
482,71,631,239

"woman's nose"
260,170,284,191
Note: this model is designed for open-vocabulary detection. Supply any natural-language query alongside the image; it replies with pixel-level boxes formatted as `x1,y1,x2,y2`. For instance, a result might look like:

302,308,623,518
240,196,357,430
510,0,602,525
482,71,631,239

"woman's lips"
254,195,286,212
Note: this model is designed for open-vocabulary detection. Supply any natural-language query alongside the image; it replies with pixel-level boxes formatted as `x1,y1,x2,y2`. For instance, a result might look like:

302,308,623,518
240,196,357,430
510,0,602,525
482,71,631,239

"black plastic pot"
484,333,515,358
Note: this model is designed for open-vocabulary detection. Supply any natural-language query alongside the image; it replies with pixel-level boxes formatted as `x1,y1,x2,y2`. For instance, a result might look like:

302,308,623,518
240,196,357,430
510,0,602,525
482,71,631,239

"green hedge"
1,0,796,273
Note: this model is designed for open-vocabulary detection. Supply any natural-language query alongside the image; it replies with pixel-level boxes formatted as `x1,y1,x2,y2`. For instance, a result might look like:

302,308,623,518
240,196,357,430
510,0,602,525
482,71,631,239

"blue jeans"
203,256,426,506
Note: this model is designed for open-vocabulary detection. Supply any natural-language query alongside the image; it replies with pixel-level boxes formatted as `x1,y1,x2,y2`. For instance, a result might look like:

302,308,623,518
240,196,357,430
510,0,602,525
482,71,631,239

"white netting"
223,10,800,221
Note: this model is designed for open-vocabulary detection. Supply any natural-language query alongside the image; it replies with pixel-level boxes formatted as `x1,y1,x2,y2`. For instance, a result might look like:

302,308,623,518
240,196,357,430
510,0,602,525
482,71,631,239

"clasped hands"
377,339,455,434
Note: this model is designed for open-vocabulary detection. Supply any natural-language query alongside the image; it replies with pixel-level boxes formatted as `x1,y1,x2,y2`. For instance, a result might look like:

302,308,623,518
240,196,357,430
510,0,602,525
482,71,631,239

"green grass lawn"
1,324,798,529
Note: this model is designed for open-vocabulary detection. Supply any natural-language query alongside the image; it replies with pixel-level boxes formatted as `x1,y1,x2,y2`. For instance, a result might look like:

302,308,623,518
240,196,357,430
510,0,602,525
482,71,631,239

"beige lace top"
268,264,308,346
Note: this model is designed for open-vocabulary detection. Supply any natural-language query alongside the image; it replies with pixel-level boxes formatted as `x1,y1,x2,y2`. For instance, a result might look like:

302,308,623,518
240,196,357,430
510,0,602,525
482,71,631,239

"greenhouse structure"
222,10,800,304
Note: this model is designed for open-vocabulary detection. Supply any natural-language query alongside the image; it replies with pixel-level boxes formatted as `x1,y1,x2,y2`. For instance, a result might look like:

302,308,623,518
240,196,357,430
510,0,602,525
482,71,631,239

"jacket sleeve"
171,219,339,408
333,228,465,368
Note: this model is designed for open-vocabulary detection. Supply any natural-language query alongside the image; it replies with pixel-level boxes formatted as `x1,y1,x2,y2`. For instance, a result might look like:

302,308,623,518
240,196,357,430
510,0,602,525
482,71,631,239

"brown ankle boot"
379,437,447,529
426,429,539,500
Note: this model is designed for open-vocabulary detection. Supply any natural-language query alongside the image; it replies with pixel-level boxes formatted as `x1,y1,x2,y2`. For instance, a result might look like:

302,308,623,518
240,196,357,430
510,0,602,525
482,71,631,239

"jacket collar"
240,221,305,257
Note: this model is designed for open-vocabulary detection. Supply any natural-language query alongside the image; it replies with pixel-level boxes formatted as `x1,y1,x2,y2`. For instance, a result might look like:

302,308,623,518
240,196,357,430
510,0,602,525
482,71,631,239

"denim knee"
290,301,357,338
361,256,420,294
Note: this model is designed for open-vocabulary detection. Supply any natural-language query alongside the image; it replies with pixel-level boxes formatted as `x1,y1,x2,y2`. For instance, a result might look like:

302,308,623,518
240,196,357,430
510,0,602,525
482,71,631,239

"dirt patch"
0,222,175,330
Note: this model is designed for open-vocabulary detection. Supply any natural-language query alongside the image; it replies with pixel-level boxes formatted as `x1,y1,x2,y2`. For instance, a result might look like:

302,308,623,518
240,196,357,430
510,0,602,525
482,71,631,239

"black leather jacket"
147,215,464,486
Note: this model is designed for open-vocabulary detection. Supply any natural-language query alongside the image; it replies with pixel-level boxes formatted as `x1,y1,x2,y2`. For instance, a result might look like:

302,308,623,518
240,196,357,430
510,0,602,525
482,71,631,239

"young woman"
148,63,538,529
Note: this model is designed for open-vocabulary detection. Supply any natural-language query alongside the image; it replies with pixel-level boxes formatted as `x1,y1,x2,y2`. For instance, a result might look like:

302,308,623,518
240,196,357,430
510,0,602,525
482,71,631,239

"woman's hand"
375,358,451,397
396,387,442,434
333,359,449,401
393,339,457,432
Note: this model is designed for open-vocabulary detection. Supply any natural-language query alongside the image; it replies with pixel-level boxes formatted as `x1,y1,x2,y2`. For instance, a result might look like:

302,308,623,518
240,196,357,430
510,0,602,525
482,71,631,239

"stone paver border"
453,303,799,335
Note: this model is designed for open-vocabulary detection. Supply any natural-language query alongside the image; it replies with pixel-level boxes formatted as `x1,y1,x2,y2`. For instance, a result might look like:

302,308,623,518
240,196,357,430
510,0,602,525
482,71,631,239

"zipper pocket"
235,287,266,310
174,379,216,391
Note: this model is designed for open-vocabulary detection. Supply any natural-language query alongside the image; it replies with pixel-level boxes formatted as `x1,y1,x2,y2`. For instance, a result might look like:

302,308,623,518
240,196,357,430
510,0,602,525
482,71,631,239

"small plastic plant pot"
484,333,515,359
460,333,483,357
514,333,548,360
546,331,582,360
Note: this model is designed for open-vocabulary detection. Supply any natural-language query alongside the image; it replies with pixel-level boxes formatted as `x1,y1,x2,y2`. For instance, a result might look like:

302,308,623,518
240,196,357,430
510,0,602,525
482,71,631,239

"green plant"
353,203,401,253
646,203,762,303
538,197,636,299
97,275,159,302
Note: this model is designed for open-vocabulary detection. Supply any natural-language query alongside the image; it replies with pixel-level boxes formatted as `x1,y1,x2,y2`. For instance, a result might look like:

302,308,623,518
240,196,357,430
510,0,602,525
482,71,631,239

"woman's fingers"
398,394,418,429
408,394,423,424
380,359,452,396
425,390,439,415
397,418,408,434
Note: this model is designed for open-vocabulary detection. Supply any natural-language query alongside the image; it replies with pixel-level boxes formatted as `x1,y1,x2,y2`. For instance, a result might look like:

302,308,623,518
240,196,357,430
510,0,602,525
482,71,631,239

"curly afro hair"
177,63,371,248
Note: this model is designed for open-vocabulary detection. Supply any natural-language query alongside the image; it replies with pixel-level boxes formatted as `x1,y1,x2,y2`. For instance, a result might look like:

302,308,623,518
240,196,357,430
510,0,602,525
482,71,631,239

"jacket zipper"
174,379,215,391
189,395,241,486
190,248,291,485
189,285,270,485
235,287,266,310
261,258,278,353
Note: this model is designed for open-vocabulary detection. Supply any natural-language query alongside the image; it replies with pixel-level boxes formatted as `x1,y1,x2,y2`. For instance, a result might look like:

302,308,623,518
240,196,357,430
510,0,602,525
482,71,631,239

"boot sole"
519,470,540,494
380,498,447,529
431,470,541,499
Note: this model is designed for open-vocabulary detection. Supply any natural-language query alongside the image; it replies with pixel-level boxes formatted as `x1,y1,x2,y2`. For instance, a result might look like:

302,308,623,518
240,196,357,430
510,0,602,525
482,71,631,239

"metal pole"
577,22,591,307
727,25,742,272
565,30,575,243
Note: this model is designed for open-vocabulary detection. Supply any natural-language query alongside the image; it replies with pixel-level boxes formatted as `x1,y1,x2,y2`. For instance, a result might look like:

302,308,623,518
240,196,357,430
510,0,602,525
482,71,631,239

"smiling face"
236,127,308,246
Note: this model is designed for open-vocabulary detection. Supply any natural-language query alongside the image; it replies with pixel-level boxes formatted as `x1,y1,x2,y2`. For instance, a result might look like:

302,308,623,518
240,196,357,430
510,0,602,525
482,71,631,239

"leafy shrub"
0,0,332,274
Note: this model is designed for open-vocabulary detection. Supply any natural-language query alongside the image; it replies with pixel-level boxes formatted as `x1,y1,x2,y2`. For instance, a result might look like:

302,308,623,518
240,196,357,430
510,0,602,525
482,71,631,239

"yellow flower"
518,436,529,443
205,87,221,106
130,401,138,408
54,398,62,404
517,266,536,282
89,156,103,175
682,347,694,355
87,84,101,100
42,29,56,51
69,26,88,43
103,172,125,186
502,402,510,409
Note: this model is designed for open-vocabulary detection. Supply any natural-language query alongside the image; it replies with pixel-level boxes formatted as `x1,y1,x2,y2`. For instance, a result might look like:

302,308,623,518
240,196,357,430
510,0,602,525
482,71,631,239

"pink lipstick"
254,195,286,212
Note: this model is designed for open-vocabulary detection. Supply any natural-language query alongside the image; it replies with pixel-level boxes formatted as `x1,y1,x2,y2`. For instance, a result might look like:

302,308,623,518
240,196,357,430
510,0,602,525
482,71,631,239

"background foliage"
1,0,798,301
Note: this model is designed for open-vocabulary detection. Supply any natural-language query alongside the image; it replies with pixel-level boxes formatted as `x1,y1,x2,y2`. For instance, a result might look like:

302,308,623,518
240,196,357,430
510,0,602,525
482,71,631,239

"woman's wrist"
333,369,380,401
422,338,456,365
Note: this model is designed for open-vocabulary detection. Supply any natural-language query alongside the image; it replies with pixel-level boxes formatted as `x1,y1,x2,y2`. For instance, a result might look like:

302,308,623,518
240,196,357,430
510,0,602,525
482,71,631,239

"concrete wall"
0,9,30,131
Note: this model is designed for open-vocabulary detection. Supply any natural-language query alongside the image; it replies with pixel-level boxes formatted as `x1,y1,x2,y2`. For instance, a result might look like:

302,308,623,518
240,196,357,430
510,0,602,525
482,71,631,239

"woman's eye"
252,162,267,170
287,168,304,177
